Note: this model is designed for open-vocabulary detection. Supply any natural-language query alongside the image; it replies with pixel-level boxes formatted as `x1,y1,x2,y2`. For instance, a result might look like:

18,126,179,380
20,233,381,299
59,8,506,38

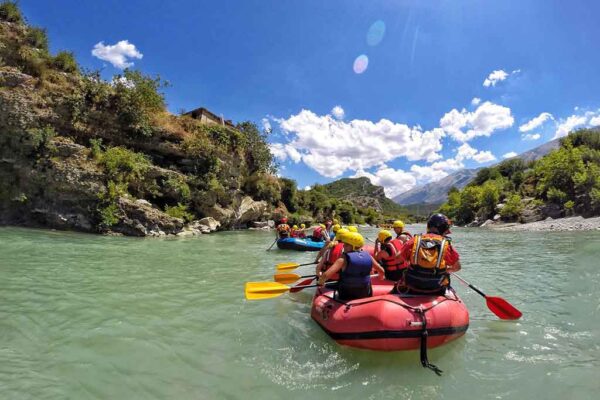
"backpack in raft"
405,234,450,292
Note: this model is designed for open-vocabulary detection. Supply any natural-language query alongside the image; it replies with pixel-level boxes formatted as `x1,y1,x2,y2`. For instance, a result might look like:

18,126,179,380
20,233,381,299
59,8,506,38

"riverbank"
483,215,600,232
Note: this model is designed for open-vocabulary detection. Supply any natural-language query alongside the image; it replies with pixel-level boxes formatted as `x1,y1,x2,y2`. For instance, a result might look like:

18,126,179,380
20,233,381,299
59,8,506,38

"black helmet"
427,213,451,234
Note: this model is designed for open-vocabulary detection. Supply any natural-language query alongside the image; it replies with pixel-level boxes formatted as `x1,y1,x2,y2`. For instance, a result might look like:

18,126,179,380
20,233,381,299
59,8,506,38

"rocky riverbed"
482,216,600,232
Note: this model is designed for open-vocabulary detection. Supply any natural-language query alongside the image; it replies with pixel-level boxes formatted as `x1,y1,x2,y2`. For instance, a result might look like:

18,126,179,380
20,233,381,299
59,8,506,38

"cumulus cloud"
590,116,600,127
262,118,272,132
519,112,553,132
472,151,496,163
269,143,302,163
353,165,417,198
553,115,588,139
471,97,481,106
440,101,514,142
483,69,520,87
503,151,518,159
92,40,143,69
331,105,345,120
523,133,541,141
273,109,444,177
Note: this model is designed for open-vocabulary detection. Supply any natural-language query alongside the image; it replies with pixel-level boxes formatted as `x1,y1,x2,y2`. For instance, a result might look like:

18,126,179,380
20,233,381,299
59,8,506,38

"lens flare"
367,20,386,46
353,54,369,74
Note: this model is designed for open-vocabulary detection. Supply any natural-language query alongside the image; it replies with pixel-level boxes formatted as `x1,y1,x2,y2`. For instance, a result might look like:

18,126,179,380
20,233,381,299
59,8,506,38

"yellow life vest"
410,234,449,273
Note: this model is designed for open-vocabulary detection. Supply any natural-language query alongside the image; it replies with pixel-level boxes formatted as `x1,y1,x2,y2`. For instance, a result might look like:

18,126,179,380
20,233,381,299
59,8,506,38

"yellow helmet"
292,225,298,229
335,228,349,240
319,223,326,229
333,218,339,225
341,232,364,250
377,230,392,242
332,224,341,233
300,223,306,229
393,220,405,229
347,225,358,233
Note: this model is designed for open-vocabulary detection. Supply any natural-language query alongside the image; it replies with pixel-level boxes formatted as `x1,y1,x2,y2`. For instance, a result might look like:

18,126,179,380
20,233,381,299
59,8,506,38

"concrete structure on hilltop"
184,107,235,129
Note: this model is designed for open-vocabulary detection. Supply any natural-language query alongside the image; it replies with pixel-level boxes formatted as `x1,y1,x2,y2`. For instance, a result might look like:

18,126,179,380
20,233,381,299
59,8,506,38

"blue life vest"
338,251,372,300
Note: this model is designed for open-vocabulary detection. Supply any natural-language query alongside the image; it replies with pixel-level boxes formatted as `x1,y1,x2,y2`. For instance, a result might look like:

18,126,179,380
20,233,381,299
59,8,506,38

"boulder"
251,221,271,228
493,214,501,221
480,219,495,228
236,196,268,225
110,197,184,236
197,217,220,231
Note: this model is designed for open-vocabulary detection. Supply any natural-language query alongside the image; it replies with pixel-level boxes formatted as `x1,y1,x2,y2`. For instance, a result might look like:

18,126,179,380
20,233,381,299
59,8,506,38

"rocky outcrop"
200,195,268,228
110,197,184,236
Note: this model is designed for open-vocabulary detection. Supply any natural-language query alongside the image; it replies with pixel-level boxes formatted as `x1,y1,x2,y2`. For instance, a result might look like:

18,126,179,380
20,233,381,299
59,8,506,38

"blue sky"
21,0,600,197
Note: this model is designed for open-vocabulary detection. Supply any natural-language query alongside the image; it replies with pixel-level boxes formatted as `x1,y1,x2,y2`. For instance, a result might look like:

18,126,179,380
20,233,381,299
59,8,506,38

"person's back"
276,218,291,239
392,220,412,243
399,214,460,294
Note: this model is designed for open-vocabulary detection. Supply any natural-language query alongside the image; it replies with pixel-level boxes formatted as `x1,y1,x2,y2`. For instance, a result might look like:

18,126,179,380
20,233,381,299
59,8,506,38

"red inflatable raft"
311,278,469,374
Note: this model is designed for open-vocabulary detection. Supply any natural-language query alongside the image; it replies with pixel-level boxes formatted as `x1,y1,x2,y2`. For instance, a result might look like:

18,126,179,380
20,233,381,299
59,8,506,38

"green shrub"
564,200,574,210
89,138,103,159
99,203,120,227
500,194,523,220
26,27,48,51
100,146,151,184
164,175,191,201
0,1,23,23
164,203,194,222
547,187,567,205
52,51,78,73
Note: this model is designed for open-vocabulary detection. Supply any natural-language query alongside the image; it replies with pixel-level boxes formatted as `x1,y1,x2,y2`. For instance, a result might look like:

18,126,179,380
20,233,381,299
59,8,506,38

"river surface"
0,225,598,399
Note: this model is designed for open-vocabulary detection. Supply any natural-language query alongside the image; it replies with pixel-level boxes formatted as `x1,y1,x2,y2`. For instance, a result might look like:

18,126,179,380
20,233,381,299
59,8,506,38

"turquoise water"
0,226,598,399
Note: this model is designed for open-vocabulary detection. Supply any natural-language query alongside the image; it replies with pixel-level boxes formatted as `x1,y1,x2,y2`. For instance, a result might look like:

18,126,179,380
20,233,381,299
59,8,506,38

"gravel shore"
485,216,600,232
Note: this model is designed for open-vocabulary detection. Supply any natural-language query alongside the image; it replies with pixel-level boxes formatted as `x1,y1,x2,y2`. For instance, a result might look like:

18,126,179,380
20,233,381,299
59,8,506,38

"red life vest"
325,242,344,267
380,239,405,271
312,226,323,241
397,231,413,240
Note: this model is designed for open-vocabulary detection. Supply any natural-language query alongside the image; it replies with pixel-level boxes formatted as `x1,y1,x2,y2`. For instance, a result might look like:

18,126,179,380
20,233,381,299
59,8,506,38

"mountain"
393,138,562,206
393,168,480,205
321,177,407,216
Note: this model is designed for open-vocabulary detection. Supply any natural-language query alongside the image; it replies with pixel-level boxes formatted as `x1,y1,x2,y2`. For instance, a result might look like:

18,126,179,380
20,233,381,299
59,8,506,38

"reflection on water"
0,226,598,399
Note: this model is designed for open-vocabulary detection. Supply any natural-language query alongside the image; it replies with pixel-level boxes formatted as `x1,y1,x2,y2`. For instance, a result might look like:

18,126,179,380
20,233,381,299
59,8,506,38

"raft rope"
320,287,461,376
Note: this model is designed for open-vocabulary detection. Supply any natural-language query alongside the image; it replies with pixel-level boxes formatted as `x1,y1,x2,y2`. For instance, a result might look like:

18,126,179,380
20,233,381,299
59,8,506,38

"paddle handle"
452,273,487,298
294,274,380,290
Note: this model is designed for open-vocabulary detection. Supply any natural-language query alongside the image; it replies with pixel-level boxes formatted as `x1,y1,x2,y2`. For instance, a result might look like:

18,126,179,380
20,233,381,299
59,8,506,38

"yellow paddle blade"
276,262,300,271
245,281,291,300
273,273,301,284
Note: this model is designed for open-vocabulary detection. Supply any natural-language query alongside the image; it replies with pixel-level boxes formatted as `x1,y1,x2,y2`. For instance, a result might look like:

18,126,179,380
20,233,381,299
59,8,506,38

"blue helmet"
427,213,451,234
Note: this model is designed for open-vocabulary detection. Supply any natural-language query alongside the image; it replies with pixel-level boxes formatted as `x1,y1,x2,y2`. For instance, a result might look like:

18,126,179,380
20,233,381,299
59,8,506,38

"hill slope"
322,177,407,216
393,138,562,206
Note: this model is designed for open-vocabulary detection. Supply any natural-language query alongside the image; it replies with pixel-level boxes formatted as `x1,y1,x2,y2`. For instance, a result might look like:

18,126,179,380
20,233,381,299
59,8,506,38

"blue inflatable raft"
276,237,325,251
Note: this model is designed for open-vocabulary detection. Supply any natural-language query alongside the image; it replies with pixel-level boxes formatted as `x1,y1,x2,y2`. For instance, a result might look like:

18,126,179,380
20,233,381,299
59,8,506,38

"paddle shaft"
266,238,278,251
452,273,487,298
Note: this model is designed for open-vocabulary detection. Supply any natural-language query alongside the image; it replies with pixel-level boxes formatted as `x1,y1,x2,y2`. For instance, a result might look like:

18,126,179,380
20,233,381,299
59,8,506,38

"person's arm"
370,255,386,280
445,244,461,272
314,245,327,263
315,257,326,276
318,258,345,285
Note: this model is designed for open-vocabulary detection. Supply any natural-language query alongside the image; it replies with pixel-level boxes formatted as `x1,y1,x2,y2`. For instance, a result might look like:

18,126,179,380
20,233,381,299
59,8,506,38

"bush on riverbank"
439,128,600,225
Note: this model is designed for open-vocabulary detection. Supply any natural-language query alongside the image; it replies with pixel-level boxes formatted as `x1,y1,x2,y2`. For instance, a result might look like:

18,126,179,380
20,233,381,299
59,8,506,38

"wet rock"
197,217,220,232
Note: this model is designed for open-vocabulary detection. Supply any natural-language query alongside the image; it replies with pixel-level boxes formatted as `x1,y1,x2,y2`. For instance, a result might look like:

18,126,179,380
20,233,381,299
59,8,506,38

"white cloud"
353,165,417,198
590,116,600,127
261,118,272,132
440,101,514,142
472,150,496,163
503,151,518,159
553,115,588,139
519,112,553,132
483,69,520,87
483,70,508,87
269,143,302,163
331,105,345,120
92,40,143,69
303,185,311,191
471,97,481,106
275,109,444,177
523,133,541,141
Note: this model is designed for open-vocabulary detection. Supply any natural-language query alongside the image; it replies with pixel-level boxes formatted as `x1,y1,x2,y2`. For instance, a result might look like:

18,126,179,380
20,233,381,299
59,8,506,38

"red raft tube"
310,278,469,374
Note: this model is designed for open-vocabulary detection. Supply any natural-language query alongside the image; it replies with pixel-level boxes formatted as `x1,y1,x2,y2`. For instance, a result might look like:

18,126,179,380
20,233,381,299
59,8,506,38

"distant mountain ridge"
393,138,561,206
322,177,406,216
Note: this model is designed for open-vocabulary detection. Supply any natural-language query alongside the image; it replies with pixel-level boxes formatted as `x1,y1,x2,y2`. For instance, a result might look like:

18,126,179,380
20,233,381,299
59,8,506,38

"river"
0,225,598,399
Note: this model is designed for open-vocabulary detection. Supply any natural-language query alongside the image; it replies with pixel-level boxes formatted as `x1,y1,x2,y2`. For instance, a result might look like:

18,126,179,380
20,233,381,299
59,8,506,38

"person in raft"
290,225,300,238
297,223,307,238
315,227,349,281
395,213,461,295
325,218,333,236
311,223,331,243
276,217,291,239
314,224,342,264
374,229,406,282
318,232,385,300
392,220,412,243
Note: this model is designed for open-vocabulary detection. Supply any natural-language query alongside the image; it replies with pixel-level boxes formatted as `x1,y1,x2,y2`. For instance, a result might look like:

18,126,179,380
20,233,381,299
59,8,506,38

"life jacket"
339,251,372,300
321,242,343,280
397,231,413,240
380,239,405,281
277,224,290,238
290,229,298,238
298,231,306,238
312,226,323,242
405,234,451,293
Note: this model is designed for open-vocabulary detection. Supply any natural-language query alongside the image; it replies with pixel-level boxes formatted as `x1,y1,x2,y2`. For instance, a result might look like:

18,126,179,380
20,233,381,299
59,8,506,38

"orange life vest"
380,239,405,271
277,224,290,238
405,234,451,291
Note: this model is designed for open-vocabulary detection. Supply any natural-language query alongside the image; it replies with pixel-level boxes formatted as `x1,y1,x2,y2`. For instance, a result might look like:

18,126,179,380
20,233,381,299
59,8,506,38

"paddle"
273,273,316,284
266,238,278,251
275,261,317,271
245,280,330,300
452,273,522,320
